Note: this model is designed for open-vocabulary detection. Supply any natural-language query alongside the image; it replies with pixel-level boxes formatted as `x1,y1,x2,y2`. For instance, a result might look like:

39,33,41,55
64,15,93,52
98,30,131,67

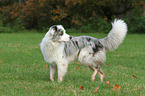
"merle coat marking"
40,19,127,82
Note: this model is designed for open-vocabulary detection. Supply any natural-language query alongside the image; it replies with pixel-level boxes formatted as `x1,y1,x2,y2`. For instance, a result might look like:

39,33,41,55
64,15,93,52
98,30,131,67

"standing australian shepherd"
40,19,127,82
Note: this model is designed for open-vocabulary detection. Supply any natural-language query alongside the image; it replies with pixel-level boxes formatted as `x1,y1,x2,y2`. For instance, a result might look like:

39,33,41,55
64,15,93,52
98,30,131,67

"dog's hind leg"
97,69,104,82
50,64,57,81
57,63,68,82
89,66,98,81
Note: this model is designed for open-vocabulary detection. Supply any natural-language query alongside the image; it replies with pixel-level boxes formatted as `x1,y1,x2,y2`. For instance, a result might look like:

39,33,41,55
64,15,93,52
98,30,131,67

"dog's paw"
91,77,96,81
50,78,55,82
58,77,63,82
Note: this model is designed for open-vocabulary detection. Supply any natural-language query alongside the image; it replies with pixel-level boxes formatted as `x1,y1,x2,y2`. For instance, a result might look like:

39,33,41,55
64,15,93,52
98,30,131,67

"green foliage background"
0,0,145,33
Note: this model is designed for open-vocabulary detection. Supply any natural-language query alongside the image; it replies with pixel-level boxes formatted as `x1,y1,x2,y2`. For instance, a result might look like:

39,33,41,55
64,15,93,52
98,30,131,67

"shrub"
0,0,144,33
66,28,80,33
129,16,145,34
0,26,12,33
0,19,11,33
83,17,111,33
0,17,25,33
125,8,145,34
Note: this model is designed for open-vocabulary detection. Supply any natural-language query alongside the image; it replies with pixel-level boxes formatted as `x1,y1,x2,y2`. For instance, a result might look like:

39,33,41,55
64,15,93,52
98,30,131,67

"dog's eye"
60,31,63,36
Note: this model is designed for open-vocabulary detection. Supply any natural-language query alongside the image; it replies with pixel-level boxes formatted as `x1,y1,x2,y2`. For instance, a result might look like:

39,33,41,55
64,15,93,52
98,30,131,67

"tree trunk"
19,0,21,4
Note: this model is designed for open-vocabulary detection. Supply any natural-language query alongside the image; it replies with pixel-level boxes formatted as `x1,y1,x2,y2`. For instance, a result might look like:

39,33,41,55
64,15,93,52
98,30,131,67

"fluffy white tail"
100,19,127,51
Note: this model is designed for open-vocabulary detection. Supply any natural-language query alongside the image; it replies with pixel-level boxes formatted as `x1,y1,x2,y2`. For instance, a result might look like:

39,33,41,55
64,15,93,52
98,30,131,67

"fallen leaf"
94,87,99,93
116,84,121,90
132,75,137,79
24,86,28,89
112,84,121,91
1,51,3,53
46,64,47,68
23,84,28,89
78,67,80,70
0,61,2,63
0,48,2,50
106,81,110,87
76,62,80,65
112,85,116,91
106,64,110,67
79,86,83,90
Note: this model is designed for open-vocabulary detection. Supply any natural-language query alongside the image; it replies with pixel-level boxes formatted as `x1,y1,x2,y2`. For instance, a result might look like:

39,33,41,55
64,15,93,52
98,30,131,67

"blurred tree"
0,0,144,30
97,0,142,21
19,0,22,4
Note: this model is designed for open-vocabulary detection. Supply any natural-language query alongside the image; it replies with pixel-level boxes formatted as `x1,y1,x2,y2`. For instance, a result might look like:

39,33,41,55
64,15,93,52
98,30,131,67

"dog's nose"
69,36,72,40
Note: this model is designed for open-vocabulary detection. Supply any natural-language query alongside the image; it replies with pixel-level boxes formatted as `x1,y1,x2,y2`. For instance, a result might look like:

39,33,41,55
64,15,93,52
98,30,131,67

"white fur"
57,25,70,42
59,33,70,42
78,47,106,67
40,19,127,82
40,26,70,81
100,19,127,51
40,38,68,81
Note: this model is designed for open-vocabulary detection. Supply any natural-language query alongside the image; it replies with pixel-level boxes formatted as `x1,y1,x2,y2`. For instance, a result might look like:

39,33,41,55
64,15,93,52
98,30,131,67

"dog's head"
48,25,71,42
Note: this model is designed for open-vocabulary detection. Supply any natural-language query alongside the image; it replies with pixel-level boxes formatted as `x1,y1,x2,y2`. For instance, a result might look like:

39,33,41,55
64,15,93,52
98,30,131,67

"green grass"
0,33,145,96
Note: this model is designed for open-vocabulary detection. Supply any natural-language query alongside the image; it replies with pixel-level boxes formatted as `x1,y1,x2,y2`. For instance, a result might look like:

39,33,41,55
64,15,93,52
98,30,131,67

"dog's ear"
49,25,57,35
52,26,57,32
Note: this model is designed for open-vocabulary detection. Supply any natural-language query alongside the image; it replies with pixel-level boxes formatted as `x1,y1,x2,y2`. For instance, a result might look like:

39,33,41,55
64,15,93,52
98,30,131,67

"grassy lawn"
0,33,145,96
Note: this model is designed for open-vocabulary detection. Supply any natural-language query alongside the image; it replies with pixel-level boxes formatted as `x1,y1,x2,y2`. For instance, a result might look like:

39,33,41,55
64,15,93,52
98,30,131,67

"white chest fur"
40,37,65,64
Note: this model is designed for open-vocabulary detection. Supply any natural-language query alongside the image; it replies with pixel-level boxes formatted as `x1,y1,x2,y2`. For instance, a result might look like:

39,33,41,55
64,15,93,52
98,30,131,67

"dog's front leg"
57,63,68,82
50,64,56,81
